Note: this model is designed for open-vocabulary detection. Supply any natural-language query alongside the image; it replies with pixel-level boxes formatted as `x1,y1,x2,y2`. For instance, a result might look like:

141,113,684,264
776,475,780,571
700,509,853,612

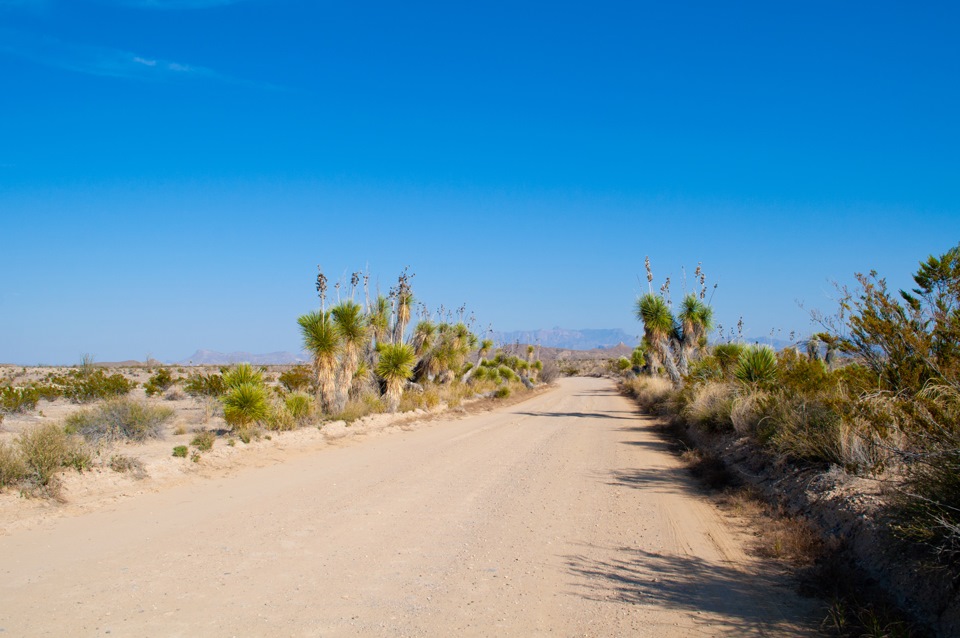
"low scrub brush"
65,398,174,444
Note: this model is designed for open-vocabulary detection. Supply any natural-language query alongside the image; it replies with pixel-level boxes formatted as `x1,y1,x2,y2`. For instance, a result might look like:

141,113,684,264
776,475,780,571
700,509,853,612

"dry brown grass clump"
621,376,675,413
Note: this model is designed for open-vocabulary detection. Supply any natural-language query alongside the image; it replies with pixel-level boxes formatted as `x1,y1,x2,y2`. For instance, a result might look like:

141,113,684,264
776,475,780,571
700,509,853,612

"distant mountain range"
491,328,640,351
173,329,641,366
175,349,307,366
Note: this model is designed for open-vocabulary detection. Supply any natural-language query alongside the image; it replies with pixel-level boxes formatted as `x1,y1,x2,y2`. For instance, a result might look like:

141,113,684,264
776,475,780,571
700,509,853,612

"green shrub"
65,398,174,444
172,445,188,458
222,382,270,431
279,366,313,393
190,430,215,451
0,441,26,488
17,423,84,487
734,346,778,385
494,387,511,399
284,392,314,424
183,372,225,397
712,343,746,376
222,363,264,389
144,368,176,397
58,370,136,403
0,387,40,413
616,357,631,372
687,356,723,382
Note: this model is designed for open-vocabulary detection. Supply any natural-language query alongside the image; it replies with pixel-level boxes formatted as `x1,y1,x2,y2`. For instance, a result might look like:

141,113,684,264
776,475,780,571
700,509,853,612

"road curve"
0,377,820,636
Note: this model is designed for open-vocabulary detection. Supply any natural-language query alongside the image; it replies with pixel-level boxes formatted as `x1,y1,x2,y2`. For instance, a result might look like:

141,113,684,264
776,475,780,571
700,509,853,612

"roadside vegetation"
0,266,549,497
621,248,960,635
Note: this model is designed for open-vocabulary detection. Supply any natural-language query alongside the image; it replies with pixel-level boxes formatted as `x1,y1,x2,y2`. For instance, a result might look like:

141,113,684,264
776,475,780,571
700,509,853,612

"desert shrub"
56,369,136,403
0,441,26,488
109,454,146,477
191,430,216,451
494,387,511,399
222,382,270,432
279,365,313,393
730,390,769,436
682,382,735,432
222,363,264,389
1,386,40,413
265,404,293,431
615,357,631,372
183,372,225,397
172,445,188,458
335,393,385,422
144,368,176,397
65,398,174,444
539,360,560,384
621,376,676,414
17,423,86,487
687,356,723,382
762,392,846,465
712,343,746,375
497,365,517,382
284,392,314,424
734,346,778,385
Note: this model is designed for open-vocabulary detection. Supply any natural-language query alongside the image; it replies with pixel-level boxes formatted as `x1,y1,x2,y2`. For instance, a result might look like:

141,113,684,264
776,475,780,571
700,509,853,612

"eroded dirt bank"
0,378,821,636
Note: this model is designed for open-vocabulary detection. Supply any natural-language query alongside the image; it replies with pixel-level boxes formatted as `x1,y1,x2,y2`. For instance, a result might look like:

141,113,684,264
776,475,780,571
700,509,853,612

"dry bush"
730,390,768,436
0,440,26,488
539,360,560,384
65,398,174,444
753,510,824,566
108,454,146,478
17,423,88,490
190,430,216,451
281,392,314,427
621,376,676,413
682,382,735,431
335,393,385,423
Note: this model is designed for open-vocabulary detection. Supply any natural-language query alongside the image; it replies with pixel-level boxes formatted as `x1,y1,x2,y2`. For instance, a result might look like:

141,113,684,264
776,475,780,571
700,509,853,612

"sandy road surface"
0,378,820,636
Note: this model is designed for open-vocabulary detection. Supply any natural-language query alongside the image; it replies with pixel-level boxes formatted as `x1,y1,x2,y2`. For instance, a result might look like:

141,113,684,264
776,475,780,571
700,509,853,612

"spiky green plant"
411,320,437,357
222,363,263,389
375,343,416,412
636,293,681,384
298,310,340,413
630,345,646,369
677,294,714,374
463,337,494,383
331,301,368,414
222,382,271,432
734,346,778,385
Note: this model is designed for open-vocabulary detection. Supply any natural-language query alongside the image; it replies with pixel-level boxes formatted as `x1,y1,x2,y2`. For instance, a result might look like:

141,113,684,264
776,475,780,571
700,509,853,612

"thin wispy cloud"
0,28,275,88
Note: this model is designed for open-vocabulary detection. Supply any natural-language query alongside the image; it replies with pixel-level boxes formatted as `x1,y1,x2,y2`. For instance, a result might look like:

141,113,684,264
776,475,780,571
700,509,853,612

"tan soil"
0,377,821,636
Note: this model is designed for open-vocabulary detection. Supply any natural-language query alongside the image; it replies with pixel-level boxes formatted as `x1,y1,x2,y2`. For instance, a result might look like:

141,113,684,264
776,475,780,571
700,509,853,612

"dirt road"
0,378,821,636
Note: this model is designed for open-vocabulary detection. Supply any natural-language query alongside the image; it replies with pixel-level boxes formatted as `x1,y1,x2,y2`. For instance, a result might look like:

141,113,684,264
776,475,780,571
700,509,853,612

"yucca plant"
331,301,368,414
298,310,340,413
375,343,416,412
677,294,714,374
222,382,271,432
411,320,437,357
636,293,681,385
222,363,263,389
734,346,778,385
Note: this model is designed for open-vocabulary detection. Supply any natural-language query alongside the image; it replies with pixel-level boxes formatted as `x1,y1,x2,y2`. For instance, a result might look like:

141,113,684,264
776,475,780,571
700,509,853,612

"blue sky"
1,1,958,364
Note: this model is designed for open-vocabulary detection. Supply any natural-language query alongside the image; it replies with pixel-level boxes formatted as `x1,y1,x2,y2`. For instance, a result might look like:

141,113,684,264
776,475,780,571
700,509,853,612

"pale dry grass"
682,382,735,431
